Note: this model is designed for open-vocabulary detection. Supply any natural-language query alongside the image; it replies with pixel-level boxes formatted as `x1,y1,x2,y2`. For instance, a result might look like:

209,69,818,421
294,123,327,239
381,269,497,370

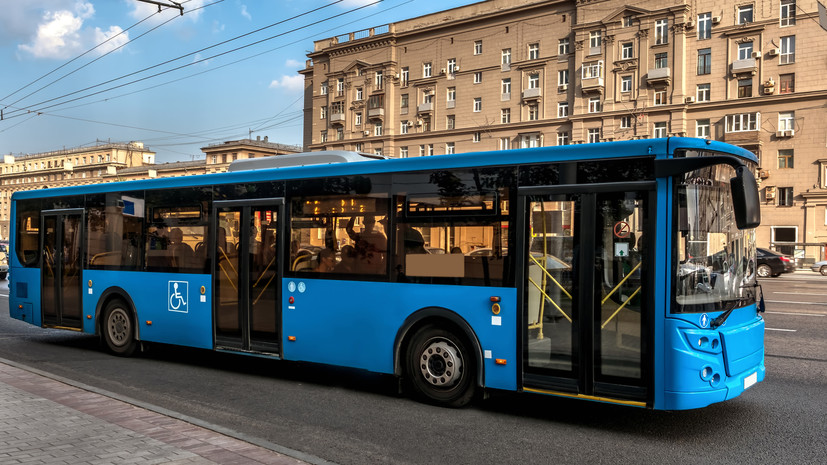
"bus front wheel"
102,299,137,357
405,324,475,408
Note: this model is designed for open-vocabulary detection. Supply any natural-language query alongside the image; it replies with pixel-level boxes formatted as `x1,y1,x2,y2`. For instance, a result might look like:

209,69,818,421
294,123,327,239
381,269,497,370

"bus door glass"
522,188,651,403
41,209,84,329
213,199,283,354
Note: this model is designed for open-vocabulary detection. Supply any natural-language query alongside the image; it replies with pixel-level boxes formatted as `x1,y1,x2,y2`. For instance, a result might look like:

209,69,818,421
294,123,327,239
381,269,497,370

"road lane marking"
766,328,797,332
773,292,827,296
765,311,825,316
765,300,827,306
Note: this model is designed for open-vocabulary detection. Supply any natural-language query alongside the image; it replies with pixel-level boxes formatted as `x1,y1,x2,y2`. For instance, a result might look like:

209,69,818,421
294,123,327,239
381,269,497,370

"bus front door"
41,209,84,330
520,186,653,406
213,199,284,355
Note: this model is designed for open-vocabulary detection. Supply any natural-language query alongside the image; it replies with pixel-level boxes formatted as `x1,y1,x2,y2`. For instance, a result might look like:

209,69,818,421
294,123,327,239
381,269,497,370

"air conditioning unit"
767,48,780,57
415,120,423,126
776,129,795,138
440,68,446,74
765,186,776,200
558,84,568,91
752,51,762,59
454,66,460,72
711,15,721,24
759,169,770,179
364,130,370,136
685,20,695,28
406,121,414,127
685,96,696,103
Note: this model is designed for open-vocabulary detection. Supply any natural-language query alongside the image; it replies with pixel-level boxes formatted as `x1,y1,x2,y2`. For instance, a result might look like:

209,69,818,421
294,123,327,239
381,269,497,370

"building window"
777,187,794,206
779,111,795,131
374,71,383,90
528,43,539,60
698,13,712,39
447,58,457,74
355,112,362,126
589,31,602,50
400,120,409,134
557,102,569,118
447,87,456,104
473,97,482,112
522,134,541,148
400,146,408,158
474,40,483,55
726,112,759,132
527,104,539,121
780,36,795,64
419,145,425,157
588,97,601,113
697,83,711,101
558,70,569,86
779,74,795,94
501,78,511,96
401,93,409,108
697,48,711,75
337,127,344,141
320,131,327,143
473,132,481,143
696,119,711,138
781,0,796,27
320,106,327,119
501,108,511,124
423,91,433,104
320,82,328,95
738,78,752,98
557,132,569,145
446,142,455,154
623,16,634,27
621,75,632,93
374,122,382,136
738,42,753,61
654,90,666,106
621,42,633,59
655,52,668,69
401,67,409,86
653,122,667,138
655,19,668,45
587,128,600,143
778,149,794,169
423,62,432,78
582,61,602,79
528,73,540,89
558,38,570,55
738,5,753,25
336,77,345,95
501,49,511,65
620,116,631,129
355,87,363,100
499,137,510,150
446,115,455,130
473,72,483,84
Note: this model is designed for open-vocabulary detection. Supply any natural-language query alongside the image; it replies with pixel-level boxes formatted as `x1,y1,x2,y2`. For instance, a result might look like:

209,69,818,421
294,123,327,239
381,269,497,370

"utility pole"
136,0,184,15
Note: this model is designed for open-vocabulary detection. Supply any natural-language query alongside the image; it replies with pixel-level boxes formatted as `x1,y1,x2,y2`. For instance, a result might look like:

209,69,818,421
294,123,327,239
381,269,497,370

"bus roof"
11,137,756,201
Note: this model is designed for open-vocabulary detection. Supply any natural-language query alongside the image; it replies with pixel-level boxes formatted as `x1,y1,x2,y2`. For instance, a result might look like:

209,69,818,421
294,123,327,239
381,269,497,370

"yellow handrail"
528,277,572,323
529,254,572,299
601,287,641,329
601,261,642,305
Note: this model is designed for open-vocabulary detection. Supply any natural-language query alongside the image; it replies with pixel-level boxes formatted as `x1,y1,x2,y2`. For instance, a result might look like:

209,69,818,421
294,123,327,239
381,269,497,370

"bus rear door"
519,184,654,406
212,199,284,355
41,209,84,330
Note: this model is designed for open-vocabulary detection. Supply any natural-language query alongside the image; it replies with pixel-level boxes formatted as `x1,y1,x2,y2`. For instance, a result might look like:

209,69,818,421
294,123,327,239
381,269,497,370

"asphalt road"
0,272,825,465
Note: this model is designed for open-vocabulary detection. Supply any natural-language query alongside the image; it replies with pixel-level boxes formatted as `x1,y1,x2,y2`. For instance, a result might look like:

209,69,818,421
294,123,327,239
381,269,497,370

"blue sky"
0,0,476,163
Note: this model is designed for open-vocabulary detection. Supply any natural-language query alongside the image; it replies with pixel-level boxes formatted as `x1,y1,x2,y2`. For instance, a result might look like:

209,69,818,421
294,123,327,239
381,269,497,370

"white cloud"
17,1,103,59
269,75,304,92
240,5,251,20
93,26,129,55
285,59,302,69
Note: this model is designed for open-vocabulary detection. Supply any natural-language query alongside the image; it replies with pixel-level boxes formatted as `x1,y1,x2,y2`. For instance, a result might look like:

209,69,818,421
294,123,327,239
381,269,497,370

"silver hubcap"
107,308,130,347
757,265,770,277
419,339,463,387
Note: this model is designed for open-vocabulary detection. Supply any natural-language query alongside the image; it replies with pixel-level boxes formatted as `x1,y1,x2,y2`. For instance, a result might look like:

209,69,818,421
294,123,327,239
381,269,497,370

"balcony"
417,102,433,113
730,58,757,76
646,67,671,86
522,87,541,100
330,113,345,123
368,108,384,118
446,100,456,109
580,77,604,94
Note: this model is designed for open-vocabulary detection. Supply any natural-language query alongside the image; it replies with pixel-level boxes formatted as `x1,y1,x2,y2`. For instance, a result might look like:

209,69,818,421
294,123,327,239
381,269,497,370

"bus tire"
405,324,475,408
102,299,137,357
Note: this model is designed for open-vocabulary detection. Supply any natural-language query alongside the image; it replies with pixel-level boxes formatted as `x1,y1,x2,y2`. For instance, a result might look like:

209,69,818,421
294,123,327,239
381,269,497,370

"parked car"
0,243,7,280
756,248,795,278
810,260,827,276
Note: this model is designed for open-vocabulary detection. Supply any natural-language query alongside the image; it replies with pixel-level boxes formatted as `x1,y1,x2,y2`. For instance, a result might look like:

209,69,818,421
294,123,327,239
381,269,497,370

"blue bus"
9,138,764,409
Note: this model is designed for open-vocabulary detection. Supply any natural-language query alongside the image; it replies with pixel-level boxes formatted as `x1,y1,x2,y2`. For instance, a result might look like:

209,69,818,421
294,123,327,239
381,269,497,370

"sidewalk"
0,359,320,465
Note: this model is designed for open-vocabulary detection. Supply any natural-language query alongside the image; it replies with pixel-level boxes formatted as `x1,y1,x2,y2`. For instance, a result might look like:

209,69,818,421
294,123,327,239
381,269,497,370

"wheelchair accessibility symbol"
168,281,189,313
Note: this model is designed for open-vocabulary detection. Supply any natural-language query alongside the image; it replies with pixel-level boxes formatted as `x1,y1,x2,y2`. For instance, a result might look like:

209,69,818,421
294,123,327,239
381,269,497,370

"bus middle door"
41,209,84,330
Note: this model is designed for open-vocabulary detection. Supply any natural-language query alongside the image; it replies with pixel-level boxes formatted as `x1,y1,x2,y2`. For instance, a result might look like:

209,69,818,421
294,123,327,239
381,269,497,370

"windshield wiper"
711,283,764,328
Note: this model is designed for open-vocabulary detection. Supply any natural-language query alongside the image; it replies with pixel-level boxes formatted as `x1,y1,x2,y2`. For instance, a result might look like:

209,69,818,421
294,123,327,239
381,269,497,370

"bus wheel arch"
395,308,483,407
96,288,139,357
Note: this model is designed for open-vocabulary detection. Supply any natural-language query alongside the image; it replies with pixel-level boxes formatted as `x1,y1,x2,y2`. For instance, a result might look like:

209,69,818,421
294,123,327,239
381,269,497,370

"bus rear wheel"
405,324,475,408
102,299,137,357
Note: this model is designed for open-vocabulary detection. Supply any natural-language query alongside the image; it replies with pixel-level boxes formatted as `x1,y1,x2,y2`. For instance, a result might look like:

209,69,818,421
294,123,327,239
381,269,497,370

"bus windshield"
675,154,757,313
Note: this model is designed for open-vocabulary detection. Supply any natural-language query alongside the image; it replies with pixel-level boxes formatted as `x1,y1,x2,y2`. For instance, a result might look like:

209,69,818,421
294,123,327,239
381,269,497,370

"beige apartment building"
0,137,301,240
301,0,827,265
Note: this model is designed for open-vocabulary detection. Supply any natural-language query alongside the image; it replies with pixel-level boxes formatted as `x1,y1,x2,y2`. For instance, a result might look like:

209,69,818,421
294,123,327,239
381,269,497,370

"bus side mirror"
730,166,761,230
